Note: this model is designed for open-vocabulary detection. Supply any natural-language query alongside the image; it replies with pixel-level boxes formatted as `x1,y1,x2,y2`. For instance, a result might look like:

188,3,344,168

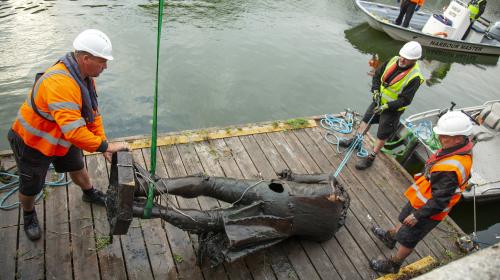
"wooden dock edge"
376,256,437,280
0,115,333,157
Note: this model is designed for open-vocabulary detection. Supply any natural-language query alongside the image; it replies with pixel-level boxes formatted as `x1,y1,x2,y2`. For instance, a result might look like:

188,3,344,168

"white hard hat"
399,41,422,60
433,111,473,136
73,29,113,60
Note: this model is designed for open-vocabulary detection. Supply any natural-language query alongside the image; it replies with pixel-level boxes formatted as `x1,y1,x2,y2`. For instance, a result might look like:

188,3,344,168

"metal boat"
354,0,500,55
388,100,500,202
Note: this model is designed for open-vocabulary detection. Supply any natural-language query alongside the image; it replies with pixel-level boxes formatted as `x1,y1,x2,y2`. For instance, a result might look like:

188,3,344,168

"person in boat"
462,0,487,39
7,29,130,241
339,41,424,170
369,111,474,274
106,155,350,266
395,0,425,28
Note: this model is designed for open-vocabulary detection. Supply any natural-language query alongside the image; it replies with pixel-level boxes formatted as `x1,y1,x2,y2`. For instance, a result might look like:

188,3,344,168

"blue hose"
0,166,71,210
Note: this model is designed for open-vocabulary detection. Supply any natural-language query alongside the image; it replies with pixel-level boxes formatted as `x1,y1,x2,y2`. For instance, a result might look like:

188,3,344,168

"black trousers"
395,0,417,28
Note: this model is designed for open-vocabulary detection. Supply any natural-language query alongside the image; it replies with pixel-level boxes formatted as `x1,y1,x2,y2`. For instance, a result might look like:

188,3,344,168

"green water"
1,0,499,246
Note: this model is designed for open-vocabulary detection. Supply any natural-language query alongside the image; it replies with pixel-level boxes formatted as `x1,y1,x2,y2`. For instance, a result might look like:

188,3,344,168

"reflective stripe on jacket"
379,56,424,111
404,153,472,221
468,0,484,20
12,62,106,156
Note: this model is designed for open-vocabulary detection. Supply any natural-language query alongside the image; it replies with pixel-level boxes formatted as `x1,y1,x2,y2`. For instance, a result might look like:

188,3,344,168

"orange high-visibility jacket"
12,62,106,157
404,150,472,221
410,0,425,6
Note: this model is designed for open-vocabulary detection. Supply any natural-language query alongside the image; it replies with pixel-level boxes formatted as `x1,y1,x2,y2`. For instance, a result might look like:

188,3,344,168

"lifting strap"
144,0,166,218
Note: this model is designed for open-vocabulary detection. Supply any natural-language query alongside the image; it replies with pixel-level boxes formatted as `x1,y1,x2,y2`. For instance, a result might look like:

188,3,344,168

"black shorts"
395,202,440,249
362,102,403,140
8,129,84,196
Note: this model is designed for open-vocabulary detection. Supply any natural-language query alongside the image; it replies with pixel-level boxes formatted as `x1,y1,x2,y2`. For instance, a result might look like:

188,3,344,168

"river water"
1,0,499,246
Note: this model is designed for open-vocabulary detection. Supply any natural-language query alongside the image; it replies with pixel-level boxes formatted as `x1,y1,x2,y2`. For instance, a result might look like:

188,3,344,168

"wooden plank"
143,145,221,279
193,139,253,280
135,149,178,279
159,145,204,280
113,149,157,280
17,169,47,280
0,155,19,280
67,166,100,280
268,131,378,279
291,128,394,266
44,174,72,280
369,150,458,260
112,119,316,151
85,154,128,280
238,135,302,280
304,127,422,263
285,132,384,278
250,133,327,280
199,138,299,280
349,136,443,260
305,127,433,263
225,136,292,280
366,150,448,260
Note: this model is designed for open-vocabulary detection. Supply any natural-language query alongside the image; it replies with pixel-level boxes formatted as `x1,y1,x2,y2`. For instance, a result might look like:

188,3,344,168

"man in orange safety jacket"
368,110,474,274
395,0,425,28
8,29,129,241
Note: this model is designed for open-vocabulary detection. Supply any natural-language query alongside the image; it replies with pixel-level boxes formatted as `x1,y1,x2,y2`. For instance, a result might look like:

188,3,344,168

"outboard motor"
481,21,500,43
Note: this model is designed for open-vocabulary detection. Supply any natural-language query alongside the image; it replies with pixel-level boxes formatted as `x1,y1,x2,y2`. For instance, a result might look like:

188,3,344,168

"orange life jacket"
410,0,425,6
404,142,473,221
11,62,106,157
381,60,414,87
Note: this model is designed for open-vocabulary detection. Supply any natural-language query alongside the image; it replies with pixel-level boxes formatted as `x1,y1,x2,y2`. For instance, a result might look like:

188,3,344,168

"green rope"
144,0,165,219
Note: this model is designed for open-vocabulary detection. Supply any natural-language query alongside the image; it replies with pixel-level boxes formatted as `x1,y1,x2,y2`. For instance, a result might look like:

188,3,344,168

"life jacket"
379,56,424,111
410,0,425,6
11,54,105,156
404,141,473,221
468,0,485,20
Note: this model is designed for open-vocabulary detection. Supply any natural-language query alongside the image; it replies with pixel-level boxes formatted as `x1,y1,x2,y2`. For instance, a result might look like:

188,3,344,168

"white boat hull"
355,0,500,56
382,24,500,55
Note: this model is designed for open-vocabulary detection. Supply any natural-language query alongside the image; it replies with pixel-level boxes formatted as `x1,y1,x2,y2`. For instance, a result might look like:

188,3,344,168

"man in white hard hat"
340,41,424,170
369,111,474,274
8,29,129,241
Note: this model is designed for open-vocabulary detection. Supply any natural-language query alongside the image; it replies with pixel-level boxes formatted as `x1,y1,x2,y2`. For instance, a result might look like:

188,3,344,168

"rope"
472,181,478,245
332,112,377,178
144,0,166,219
0,166,71,210
321,112,370,158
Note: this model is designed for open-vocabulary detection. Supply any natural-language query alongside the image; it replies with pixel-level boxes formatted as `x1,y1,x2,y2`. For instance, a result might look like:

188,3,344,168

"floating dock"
0,117,466,279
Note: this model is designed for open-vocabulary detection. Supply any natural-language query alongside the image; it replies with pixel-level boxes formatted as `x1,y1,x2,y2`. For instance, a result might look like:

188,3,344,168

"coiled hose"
0,165,71,210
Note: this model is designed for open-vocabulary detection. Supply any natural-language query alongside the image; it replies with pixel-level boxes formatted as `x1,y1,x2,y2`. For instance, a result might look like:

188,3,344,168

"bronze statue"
106,152,350,266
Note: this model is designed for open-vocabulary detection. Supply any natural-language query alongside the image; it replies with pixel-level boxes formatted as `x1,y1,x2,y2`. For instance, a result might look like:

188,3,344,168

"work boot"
355,154,375,170
82,188,106,206
371,226,396,249
23,211,41,241
369,258,401,274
